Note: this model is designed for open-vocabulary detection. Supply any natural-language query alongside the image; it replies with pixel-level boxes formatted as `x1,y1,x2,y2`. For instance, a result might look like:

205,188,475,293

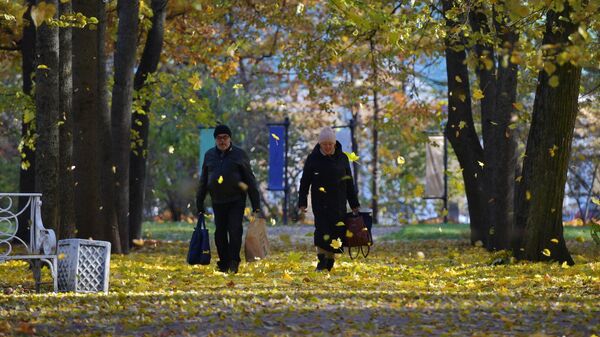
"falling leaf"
416,251,425,259
548,144,558,157
232,83,244,90
218,176,224,184
57,253,65,260
238,182,248,191
37,64,50,70
591,197,600,206
344,152,360,162
335,222,345,227
323,234,330,241
526,191,531,200
458,121,467,129
454,75,462,83
550,238,559,244
318,187,326,193
542,249,551,257
472,89,484,100
548,76,559,88
396,156,405,165
458,94,466,102
296,2,305,14
132,239,144,247
330,238,342,249
513,102,524,111
271,133,280,141
544,62,557,75
168,146,175,154
112,166,117,174
270,218,276,226
477,161,484,168
515,176,522,182
346,230,353,238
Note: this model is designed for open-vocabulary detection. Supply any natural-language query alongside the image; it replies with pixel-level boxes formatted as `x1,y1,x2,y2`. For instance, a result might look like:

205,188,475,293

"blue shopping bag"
187,216,211,265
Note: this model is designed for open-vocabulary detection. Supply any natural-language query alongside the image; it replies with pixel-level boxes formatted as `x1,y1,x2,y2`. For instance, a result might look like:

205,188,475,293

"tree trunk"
96,0,121,252
58,0,76,239
129,0,168,245
111,0,140,253
35,0,60,231
513,5,579,265
442,0,486,244
72,0,103,241
17,1,36,243
487,15,518,250
469,4,519,250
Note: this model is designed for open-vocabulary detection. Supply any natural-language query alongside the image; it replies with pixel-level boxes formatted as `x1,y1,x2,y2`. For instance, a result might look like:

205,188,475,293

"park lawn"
1,235,599,336
384,223,594,241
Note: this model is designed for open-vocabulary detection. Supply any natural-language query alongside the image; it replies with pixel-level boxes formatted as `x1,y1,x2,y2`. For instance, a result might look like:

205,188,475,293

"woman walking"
298,127,360,271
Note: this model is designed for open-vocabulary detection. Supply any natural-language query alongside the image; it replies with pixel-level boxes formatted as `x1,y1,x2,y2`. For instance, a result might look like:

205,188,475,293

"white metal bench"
0,193,58,292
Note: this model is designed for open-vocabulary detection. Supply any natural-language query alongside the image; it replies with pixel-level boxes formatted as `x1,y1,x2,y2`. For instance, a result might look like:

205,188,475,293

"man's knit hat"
214,124,232,138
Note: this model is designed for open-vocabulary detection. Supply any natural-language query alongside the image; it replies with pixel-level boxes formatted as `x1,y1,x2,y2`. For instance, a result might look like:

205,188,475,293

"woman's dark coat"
298,141,360,252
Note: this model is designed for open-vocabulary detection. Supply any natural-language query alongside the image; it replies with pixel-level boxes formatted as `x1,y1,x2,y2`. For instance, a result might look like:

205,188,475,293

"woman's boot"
326,258,335,271
316,254,327,271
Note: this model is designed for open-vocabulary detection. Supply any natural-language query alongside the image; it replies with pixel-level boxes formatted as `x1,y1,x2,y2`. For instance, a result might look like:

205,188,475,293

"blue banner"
199,128,214,175
268,125,285,191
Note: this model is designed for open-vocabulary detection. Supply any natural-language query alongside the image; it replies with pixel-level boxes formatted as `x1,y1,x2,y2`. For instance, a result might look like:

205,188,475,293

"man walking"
196,124,260,273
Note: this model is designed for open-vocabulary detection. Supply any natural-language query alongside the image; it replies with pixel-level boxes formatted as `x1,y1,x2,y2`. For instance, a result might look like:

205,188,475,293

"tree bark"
35,0,60,232
17,1,37,243
469,3,519,250
442,0,486,244
129,0,168,245
513,4,579,265
58,0,76,239
487,12,518,250
72,0,103,241
111,0,140,253
96,0,121,252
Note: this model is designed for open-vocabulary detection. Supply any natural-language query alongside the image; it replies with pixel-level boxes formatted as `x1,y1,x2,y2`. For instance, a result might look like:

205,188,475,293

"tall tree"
129,0,168,245
513,3,581,265
58,0,75,239
34,0,60,231
442,0,486,244
96,0,121,252
17,0,36,242
469,2,519,250
72,0,103,241
111,0,140,253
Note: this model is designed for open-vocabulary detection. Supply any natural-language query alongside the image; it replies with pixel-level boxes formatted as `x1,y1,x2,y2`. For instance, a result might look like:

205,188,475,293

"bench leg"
31,260,41,293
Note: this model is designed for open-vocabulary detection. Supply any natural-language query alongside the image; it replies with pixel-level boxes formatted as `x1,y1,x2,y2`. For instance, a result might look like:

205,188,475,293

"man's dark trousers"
212,198,246,271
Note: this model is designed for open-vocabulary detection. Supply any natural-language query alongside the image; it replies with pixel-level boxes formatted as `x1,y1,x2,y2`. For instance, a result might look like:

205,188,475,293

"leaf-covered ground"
1,228,599,336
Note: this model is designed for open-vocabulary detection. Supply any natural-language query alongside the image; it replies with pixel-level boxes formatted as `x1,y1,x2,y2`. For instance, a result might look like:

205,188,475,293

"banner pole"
283,117,290,225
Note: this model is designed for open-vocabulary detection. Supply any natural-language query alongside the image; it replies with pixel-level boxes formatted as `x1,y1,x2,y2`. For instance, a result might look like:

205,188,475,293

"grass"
383,223,594,241
142,220,204,242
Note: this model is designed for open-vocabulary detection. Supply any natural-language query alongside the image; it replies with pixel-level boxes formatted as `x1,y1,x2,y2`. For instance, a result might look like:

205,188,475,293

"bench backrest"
0,193,56,258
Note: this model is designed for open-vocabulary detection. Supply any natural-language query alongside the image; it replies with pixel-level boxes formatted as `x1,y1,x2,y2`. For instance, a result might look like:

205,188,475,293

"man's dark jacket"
196,145,260,212
298,141,359,252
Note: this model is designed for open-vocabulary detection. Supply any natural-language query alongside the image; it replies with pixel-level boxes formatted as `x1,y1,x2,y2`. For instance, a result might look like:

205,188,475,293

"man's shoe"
229,260,240,274
217,261,229,273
